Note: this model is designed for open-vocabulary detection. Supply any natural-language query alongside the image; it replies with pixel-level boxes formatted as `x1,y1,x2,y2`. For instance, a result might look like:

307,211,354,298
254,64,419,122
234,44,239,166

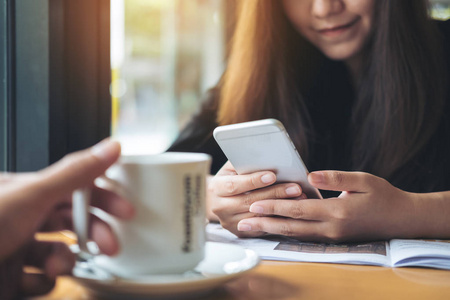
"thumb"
308,171,373,193
38,139,121,200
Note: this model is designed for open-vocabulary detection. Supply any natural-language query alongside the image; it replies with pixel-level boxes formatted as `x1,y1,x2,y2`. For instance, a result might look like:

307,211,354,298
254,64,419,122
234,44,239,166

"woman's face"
282,0,375,62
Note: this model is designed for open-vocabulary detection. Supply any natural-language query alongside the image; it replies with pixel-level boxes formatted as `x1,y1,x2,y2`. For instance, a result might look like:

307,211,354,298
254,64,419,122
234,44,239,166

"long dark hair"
218,0,447,182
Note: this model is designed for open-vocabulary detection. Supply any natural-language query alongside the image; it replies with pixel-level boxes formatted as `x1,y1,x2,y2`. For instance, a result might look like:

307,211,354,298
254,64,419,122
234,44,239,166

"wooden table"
30,233,450,300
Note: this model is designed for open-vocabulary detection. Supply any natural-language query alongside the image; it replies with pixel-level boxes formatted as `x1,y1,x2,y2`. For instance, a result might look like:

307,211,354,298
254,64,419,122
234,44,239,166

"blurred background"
110,0,228,155
1,0,448,173
110,0,450,155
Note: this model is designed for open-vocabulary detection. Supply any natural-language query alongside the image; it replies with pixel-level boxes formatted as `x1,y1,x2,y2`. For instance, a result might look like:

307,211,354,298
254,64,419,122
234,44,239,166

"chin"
322,49,358,61
318,41,364,62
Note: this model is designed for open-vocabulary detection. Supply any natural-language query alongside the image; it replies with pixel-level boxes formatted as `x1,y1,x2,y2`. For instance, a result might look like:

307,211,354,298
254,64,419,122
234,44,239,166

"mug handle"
72,188,99,256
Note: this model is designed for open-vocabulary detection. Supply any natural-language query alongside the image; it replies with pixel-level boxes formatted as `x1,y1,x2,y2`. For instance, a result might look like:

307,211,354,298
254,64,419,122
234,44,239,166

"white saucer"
71,242,260,299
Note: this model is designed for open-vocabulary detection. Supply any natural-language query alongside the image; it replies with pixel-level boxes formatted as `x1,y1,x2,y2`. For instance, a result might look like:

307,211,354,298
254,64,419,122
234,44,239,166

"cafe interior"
1,0,450,299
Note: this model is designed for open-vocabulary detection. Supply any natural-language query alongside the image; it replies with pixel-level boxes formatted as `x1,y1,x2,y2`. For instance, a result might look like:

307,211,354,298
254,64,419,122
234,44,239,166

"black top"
168,20,450,194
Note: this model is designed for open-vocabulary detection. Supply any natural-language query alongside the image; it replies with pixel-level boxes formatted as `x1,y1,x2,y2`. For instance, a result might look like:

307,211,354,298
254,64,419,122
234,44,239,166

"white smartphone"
213,118,322,199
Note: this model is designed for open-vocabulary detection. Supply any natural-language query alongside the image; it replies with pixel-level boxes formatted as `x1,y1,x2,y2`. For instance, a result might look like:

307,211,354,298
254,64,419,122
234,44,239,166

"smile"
316,18,360,37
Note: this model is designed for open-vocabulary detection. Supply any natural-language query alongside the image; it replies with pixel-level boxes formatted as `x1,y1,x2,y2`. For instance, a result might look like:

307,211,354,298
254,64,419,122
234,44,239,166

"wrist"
409,191,450,239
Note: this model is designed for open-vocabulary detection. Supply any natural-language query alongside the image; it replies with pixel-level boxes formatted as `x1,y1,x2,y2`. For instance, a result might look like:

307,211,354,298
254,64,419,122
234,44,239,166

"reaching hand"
236,171,418,242
0,139,135,299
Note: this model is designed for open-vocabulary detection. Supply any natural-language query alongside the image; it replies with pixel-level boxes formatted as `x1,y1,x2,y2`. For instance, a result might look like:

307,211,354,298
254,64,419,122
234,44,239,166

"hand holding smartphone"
213,119,322,199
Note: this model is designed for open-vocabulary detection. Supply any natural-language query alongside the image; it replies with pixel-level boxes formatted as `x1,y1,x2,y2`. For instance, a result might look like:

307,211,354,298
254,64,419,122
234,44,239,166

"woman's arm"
410,190,450,239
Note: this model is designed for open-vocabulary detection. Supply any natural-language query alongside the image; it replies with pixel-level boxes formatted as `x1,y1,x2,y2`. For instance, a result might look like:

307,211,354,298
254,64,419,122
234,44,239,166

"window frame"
0,0,14,172
1,0,111,172
0,1,6,171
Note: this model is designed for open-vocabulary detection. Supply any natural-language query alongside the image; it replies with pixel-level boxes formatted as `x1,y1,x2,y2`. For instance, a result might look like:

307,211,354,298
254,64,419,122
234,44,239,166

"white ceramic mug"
72,152,211,278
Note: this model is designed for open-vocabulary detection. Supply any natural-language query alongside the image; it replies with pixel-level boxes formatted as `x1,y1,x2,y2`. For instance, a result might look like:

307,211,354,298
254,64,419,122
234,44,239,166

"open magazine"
206,223,450,270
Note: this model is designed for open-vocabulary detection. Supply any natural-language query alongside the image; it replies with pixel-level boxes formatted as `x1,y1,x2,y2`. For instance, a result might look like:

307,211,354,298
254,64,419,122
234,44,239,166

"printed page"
389,239,450,270
206,223,391,267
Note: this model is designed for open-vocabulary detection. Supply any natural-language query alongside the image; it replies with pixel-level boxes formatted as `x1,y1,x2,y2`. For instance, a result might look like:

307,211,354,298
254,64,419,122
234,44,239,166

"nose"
311,0,345,18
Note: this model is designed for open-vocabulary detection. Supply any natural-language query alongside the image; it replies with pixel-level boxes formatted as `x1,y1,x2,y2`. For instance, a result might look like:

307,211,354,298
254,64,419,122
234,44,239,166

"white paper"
206,223,391,267
206,223,450,270
390,239,450,269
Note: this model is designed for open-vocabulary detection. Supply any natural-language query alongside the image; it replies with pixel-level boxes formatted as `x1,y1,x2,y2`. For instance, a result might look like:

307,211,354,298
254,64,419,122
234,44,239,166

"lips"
316,17,360,36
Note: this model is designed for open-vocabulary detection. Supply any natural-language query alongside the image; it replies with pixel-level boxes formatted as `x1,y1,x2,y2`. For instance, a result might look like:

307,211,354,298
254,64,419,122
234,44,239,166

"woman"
169,0,450,242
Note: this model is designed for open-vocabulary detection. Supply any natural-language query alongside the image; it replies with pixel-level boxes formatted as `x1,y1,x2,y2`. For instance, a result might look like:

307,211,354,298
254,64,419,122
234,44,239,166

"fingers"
24,240,75,280
213,183,303,215
211,183,304,239
37,206,119,256
308,171,380,193
21,241,72,297
91,187,135,220
38,205,73,232
210,162,306,239
39,185,135,233
20,273,55,297
249,199,331,221
91,217,120,256
218,212,268,238
1,241,60,298
39,211,120,256
38,139,121,202
210,170,277,197
211,182,304,236
237,217,326,241
47,184,135,221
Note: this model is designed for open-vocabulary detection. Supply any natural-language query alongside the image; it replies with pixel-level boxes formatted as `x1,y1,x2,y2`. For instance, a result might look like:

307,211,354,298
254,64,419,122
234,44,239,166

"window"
1,0,230,171
431,0,450,20
1,0,111,172
110,0,226,155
